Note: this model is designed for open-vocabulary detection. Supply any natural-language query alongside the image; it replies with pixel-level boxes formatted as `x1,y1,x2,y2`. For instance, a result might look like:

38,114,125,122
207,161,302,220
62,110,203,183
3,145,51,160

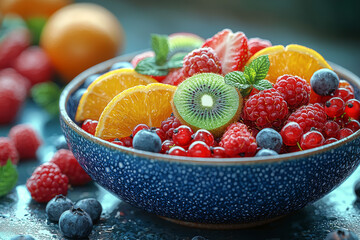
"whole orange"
40,3,125,82
0,0,72,19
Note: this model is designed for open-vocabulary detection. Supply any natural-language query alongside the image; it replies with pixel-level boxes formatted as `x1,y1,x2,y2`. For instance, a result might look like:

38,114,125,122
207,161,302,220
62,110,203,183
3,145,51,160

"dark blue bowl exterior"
61,118,360,224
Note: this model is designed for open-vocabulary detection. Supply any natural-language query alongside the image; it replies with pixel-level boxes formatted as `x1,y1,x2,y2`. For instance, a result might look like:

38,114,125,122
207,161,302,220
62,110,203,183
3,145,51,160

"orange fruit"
75,68,157,122
95,83,177,140
0,0,72,19
246,44,332,83
40,3,124,82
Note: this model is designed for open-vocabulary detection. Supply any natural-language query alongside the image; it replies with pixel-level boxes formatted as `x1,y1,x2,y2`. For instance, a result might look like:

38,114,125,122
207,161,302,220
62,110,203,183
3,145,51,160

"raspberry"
0,137,19,166
182,47,222,78
274,75,310,109
50,149,92,186
26,163,69,203
242,88,288,129
161,115,181,139
8,124,42,159
287,103,327,133
219,122,257,157
12,46,53,86
0,68,31,94
248,37,272,56
0,75,27,124
0,28,31,69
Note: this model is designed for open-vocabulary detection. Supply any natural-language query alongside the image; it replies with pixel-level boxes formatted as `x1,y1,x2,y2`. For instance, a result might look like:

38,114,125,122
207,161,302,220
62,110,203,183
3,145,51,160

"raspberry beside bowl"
59,54,360,229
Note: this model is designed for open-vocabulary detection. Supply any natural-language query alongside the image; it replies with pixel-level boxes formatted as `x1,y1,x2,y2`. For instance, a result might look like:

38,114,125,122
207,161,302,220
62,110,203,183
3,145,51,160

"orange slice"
95,83,177,140
246,44,332,83
75,68,157,122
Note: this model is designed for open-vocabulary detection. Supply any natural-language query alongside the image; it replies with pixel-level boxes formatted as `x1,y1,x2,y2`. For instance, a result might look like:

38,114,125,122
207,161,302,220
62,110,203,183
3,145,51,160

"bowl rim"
59,53,360,165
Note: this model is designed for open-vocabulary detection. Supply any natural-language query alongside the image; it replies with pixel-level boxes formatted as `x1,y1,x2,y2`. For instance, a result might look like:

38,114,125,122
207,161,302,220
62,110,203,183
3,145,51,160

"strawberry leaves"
225,55,272,96
0,160,18,197
135,34,183,76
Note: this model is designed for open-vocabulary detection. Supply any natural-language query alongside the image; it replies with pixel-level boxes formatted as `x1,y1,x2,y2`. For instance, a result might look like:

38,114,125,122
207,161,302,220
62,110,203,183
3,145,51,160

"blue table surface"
1,0,360,239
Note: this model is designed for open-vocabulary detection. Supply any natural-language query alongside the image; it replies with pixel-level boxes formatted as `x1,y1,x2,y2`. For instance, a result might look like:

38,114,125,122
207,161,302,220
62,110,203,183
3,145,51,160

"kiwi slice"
172,73,243,137
168,33,204,59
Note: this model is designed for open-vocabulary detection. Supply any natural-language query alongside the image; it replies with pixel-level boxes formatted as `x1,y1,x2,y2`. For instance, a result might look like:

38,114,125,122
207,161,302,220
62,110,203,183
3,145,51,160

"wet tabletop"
0,100,360,240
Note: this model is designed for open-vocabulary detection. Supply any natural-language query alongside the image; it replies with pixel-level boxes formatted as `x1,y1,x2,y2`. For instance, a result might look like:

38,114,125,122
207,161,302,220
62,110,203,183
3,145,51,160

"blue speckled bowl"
60,54,360,229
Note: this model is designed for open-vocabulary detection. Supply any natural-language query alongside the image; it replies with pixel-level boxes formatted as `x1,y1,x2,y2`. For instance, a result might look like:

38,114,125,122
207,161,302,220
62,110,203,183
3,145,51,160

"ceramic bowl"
59,54,360,229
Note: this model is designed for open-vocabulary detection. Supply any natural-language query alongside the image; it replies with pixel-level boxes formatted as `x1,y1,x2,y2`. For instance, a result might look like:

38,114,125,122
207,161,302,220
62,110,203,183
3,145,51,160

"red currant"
168,146,187,156
337,128,353,140
172,125,194,147
149,127,167,142
334,113,350,128
324,138,338,145
82,119,98,135
187,141,211,158
120,136,133,147
211,146,227,158
280,122,303,146
345,99,360,120
161,140,175,153
132,124,150,137
324,97,345,118
339,80,354,93
323,121,340,138
192,129,214,147
345,120,360,133
111,139,125,146
333,88,354,102
161,115,181,139
300,130,325,150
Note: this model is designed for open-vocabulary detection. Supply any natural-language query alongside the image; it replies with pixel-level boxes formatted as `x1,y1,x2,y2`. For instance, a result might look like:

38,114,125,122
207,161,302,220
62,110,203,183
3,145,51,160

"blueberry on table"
133,129,162,153
310,68,339,96
325,229,359,240
256,128,283,153
74,198,102,222
355,181,360,199
255,149,279,157
59,207,93,239
46,194,73,222
54,135,69,150
10,235,35,240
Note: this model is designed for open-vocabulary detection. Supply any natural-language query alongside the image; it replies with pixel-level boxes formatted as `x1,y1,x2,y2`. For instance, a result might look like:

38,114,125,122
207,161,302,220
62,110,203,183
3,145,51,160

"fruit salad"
73,29,360,158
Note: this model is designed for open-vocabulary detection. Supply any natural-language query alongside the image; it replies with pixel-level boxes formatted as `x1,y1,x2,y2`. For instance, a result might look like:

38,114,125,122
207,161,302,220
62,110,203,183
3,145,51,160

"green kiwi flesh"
168,33,204,58
172,73,243,137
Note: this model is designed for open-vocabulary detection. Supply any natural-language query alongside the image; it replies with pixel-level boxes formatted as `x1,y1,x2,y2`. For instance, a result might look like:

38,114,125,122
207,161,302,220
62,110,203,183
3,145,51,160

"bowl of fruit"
60,29,360,228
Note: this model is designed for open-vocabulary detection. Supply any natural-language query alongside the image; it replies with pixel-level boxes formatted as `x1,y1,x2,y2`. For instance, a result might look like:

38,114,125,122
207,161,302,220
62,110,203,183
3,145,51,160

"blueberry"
109,61,134,71
59,208,93,239
54,135,69,150
310,69,339,96
133,129,162,153
256,128,283,153
10,235,35,240
74,198,102,222
325,229,359,240
355,181,360,198
68,88,87,121
83,73,102,89
255,149,279,157
46,194,73,222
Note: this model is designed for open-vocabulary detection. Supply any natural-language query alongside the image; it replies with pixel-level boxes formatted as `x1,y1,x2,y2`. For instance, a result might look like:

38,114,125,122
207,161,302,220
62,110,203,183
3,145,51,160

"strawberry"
0,28,31,69
248,37,272,56
162,68,185,86
131,51,166,82
0,76,27,124
202,29,250,74
12,46,53,86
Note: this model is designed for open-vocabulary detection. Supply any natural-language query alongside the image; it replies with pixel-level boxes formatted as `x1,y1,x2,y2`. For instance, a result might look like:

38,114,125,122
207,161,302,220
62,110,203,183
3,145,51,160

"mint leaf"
244,66,257,84
248,55,270,82
167,53,185,69
135,57,169,76
151,34,169,65
0,160,18,197
31,82,62,116
224,71,247,86
253,79,273,91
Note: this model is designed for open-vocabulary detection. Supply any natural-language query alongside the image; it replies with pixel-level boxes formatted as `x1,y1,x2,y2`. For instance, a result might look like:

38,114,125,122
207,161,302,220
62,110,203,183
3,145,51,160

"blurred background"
75,0,360,76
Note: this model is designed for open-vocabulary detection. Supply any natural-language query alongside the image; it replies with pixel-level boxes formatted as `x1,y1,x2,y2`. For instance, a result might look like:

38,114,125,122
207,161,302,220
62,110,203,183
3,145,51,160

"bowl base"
160,216,284,230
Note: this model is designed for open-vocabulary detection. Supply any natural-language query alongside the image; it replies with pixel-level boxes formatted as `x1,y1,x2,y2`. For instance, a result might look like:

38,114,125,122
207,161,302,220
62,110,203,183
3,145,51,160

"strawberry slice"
202,29,250,74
